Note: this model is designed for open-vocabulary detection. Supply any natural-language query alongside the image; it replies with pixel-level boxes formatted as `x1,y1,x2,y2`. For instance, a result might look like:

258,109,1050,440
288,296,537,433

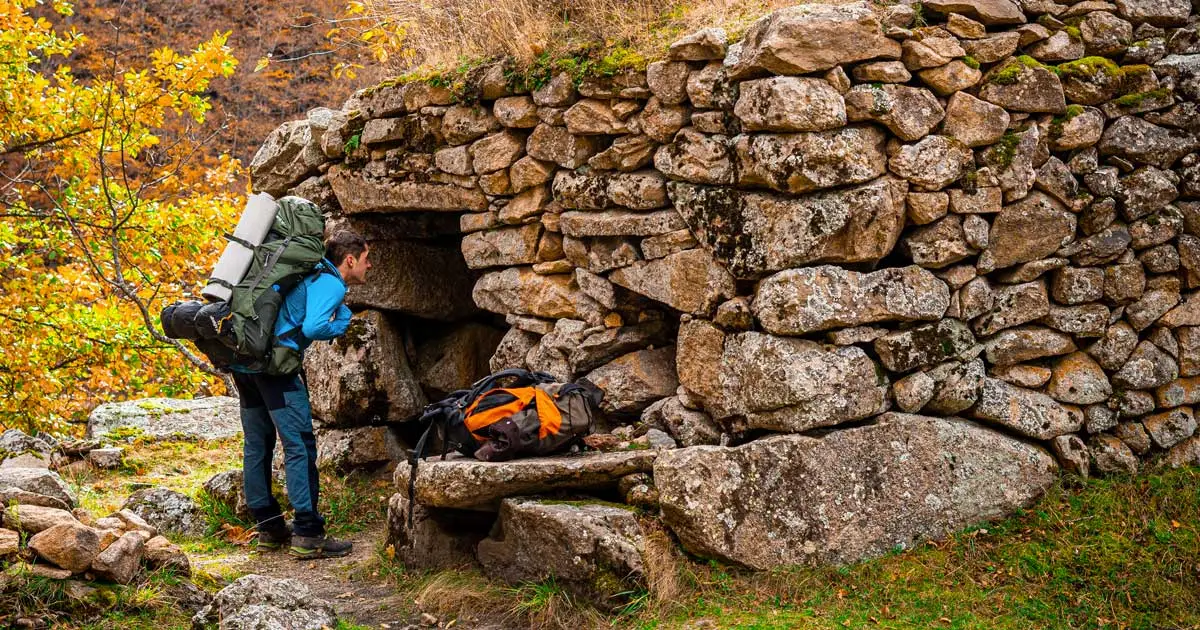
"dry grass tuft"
358,0,804,74
642,521,686,608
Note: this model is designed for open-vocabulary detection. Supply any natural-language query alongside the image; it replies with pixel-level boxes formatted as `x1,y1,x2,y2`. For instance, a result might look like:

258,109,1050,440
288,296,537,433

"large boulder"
753,265,949,335
122,487,203,537
726,2,902,79
193,574,337,630
397,451,658,510
86,397,240,441
305,310,426,426
344,238,478,320
718,332,889,432
477,499,646,608
655,414,1056,569
249,120,325,196
2,504,78,534
669,176,907,278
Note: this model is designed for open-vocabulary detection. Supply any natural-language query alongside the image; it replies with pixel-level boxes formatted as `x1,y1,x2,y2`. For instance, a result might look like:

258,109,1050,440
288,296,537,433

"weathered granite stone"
306,311,425,426
963,31,1023,63
477,499,646,608
734,126,889,193
87,397,240,442
972,378,1083,439
494,96,540,128
874,320,977,373
726,2,902,79
718,332,889,431
1052,434,1091,477
845,85,945,141
386,492,491,571
992,364,1053,388
904,215,976,269
980,192,1076,270
922,0,1026,24
317,426,405,472
461,224,543,269
29,522,100,573
973,280,1051,336
734,77,847,132
985,326,1077,366
752,265,949,335
1046,352,1113,404
655,129,734,185
852,61,912,83
527,124,598,169
887,135,974,191
590,135,658,173
1115,0,1190,26
327,166,487,213
1112,340,1179,389
1052,267,1105,304
564,99,629,135
397,451,658,510
640,97,690,143
919,60,984,96
1089,434,1139,474
908,192,949,224
474,268,605,323
655,414,1054,569
669,177,907,278
941,92,1011,147
91,531,144,585
122,487,201,536
193,575,337,630
3,505,77,534
1050,106,1106,151
250,121,325,196
585,347,679,414
1142,407,1197,448
608,249,736,316
647,61,691,104
670,27,728,60
980,59,1067,113
1099,116,1199,169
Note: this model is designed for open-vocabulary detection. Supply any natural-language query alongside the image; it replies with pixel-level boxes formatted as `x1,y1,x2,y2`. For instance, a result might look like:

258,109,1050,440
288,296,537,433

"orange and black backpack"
406,369,603,524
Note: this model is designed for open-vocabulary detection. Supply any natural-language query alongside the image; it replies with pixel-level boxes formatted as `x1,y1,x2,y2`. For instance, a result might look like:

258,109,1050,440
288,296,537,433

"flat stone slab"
86,397,241,441
655,413,1056,569
394,451,659,510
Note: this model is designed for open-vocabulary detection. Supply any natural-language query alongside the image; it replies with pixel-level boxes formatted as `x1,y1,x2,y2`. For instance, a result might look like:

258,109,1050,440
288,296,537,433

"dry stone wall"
251,0,1200,575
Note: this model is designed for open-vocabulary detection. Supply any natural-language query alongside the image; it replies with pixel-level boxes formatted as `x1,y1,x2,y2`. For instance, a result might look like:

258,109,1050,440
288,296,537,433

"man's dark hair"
325,229,367,265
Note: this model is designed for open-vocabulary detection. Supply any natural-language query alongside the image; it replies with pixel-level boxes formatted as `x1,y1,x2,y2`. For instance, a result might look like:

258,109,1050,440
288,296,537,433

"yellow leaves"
0,0,240,433
253,55,271,73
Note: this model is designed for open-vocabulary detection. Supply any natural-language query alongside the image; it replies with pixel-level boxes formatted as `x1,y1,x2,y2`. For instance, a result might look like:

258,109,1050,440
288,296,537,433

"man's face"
344,246,371,286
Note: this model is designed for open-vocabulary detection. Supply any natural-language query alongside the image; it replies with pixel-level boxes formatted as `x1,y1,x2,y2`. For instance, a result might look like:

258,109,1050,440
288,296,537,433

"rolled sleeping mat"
202,192,278,302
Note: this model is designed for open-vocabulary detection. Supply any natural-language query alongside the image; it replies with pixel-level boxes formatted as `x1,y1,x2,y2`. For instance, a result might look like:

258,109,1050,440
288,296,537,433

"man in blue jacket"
232,229,371,559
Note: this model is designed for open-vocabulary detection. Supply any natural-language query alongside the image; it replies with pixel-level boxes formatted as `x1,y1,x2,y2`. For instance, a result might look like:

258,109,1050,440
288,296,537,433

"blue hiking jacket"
274,258,352,353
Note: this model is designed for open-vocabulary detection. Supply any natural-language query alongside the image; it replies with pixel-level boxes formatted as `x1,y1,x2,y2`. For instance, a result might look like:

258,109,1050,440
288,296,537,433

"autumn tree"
0,0,241,434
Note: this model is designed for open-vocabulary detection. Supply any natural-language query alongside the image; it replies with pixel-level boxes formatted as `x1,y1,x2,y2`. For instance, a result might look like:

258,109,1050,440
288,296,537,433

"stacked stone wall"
250,0,1200,576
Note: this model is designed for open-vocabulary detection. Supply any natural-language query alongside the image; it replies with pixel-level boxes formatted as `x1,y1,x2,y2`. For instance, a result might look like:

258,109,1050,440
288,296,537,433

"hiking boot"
289,535,353,560
256,525,292,551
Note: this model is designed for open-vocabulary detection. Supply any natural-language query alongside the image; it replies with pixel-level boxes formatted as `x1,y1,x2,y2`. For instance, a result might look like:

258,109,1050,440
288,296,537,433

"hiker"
231,228,371,559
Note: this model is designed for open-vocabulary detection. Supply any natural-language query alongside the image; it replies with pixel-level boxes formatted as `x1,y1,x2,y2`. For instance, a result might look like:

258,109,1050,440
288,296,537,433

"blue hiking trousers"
231,371,326,537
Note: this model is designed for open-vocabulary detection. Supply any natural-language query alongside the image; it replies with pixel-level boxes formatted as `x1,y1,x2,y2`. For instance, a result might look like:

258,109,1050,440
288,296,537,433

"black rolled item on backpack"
160,300,204,340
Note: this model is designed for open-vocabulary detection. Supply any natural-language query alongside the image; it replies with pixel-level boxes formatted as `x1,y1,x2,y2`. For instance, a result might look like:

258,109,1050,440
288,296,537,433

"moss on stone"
1112,87,1172,108
990,132,1022,168
961,55,981,70
1063,25,1082,40
1057,56,1120,80
989,56,1050,85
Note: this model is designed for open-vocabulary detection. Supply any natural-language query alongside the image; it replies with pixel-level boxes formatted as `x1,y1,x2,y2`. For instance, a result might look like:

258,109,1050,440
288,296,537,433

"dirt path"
191,520,422,628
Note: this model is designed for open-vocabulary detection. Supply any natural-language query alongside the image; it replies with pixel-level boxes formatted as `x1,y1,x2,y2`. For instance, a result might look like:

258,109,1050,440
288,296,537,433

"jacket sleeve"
301,275,351,340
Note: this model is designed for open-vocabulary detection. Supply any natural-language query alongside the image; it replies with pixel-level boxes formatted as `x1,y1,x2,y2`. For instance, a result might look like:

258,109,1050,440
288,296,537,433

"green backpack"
162,196,327,375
